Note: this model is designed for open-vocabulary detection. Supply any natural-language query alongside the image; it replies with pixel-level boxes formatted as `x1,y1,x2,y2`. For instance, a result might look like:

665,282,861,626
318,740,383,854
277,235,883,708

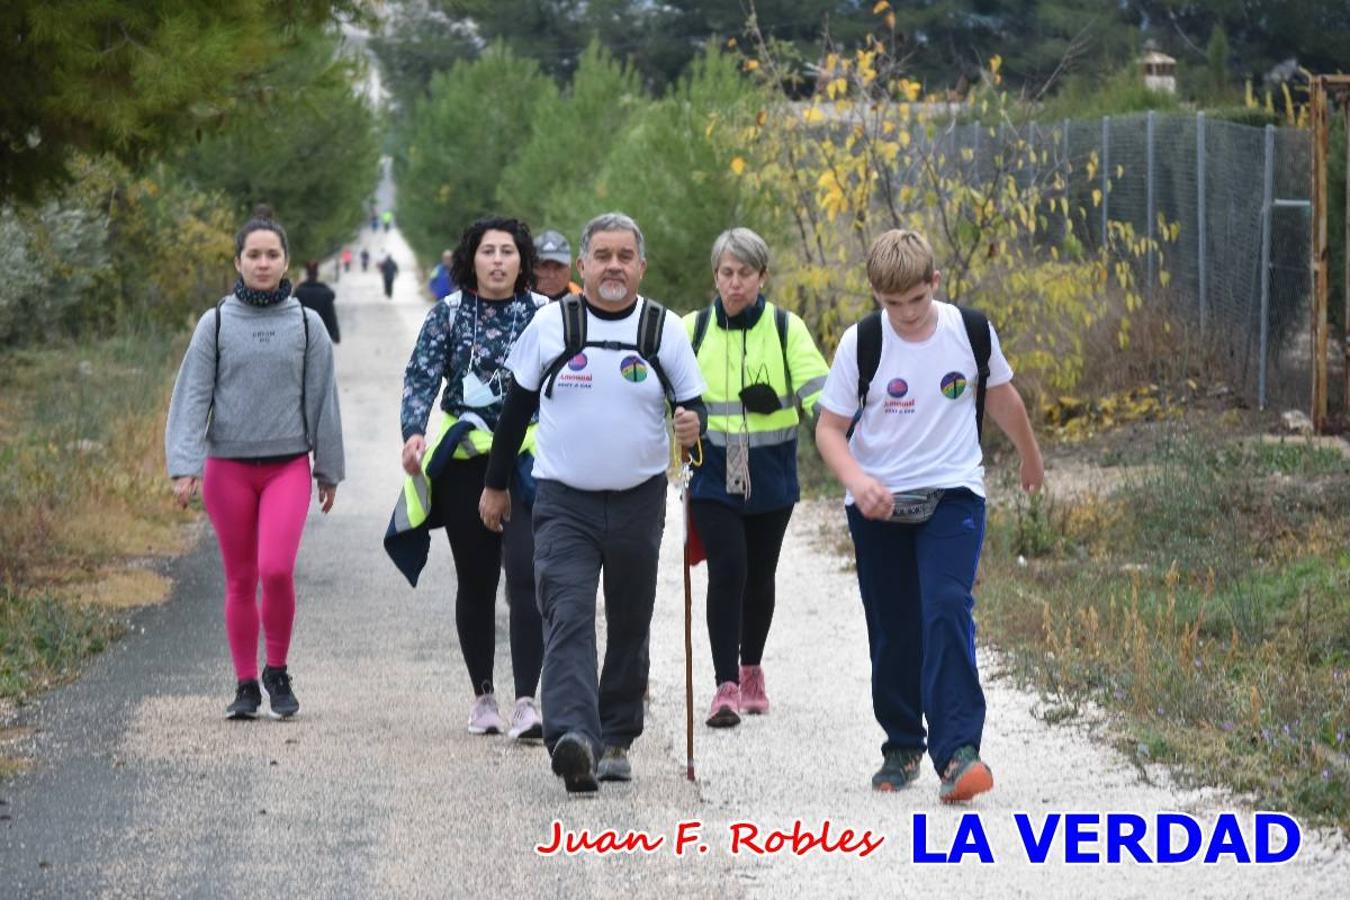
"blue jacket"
428,264,456,300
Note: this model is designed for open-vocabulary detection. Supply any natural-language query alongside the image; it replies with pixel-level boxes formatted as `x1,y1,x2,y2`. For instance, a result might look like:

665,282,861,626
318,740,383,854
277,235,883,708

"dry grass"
978,425,1350,831
0,726,33,779
0,330,190,703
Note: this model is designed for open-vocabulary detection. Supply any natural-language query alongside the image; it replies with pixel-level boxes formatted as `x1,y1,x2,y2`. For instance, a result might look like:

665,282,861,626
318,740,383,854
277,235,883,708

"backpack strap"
299,301,311,446
690,306,713,355
855,310,883,411
542,293,587,398
774,305,793,403
541,295,675,408
635,298,675,408
848,310,883,440
210,298,226,421
958,306,991,441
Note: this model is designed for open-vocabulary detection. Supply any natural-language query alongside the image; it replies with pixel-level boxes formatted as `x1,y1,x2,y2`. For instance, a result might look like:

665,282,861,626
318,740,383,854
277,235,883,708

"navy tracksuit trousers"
846,488,987,775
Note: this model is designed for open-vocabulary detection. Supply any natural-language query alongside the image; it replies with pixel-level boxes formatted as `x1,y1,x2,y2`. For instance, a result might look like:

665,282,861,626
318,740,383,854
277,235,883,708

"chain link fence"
923,112,1312,411
1068,112,1311,410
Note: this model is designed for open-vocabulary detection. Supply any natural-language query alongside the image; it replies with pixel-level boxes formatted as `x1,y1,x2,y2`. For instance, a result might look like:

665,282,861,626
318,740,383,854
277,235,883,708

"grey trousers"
532,474,666,757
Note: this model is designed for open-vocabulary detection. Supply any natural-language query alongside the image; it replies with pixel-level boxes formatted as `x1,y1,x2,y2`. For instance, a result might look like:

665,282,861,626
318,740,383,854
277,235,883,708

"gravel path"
1,221,1345,898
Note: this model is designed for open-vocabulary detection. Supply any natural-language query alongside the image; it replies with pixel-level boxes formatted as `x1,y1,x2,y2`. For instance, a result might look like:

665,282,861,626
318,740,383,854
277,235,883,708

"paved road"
1,225,1345,898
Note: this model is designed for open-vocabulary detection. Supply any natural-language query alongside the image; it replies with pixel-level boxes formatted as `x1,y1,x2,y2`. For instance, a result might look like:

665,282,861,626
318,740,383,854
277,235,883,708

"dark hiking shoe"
226,680,262,720
939,745,994,803
261,666,300,719
597,746,632,782
871,748,924,791
551,732,599,794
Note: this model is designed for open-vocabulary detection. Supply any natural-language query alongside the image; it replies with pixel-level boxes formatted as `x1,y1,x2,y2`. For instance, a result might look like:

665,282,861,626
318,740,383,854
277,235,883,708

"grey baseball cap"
534,229,572,265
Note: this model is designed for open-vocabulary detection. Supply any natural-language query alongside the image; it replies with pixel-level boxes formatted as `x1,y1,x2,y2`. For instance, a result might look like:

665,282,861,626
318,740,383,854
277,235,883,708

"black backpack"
541,294,675,407
853,306,992,440
689,303,794,406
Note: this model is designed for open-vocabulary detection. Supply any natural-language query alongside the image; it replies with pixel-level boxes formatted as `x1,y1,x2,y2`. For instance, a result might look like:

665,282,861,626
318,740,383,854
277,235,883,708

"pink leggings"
203,456,312,681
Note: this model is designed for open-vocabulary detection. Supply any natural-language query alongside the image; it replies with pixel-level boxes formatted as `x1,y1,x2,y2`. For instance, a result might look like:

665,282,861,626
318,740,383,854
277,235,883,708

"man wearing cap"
533,229,582,301
428,249,456,301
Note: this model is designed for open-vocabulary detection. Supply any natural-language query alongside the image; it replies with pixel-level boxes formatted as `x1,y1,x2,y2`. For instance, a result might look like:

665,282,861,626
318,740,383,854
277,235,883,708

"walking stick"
681,444,696,782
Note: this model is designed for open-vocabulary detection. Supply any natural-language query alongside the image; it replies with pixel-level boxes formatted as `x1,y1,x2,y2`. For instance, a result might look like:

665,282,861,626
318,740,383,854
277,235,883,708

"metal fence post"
1258,124,1275,410
1197,111,1207,336
1063,118,1071,237
972,120,981,180
1146,110,1156,300
1101,116,1110,255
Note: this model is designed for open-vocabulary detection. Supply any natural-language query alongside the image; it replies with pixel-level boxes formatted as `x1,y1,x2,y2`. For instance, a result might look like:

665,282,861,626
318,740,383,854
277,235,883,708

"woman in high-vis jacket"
398,217,547,741
684,227,829,728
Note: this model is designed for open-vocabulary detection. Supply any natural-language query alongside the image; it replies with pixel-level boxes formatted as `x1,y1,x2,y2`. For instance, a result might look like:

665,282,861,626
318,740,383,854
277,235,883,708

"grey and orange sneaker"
871,748,923,791
706,681,740,728
739,664,770,714
939,745,993,803
597,745,632,782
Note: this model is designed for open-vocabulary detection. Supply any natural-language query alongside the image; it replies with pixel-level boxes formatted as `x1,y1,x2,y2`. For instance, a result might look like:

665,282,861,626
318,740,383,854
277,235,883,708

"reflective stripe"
703,426,798,448
392,490,413,532
410,471,430,516
706,396,794,416
796,375,826,399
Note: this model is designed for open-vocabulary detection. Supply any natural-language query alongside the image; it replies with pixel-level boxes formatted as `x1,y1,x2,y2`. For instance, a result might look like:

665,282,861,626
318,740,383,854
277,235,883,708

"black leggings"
690,501,794,686
434,455,543,699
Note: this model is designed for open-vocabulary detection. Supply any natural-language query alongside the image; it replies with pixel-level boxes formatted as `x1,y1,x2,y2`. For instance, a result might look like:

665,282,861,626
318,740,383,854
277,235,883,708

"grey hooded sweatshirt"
165,296,345,485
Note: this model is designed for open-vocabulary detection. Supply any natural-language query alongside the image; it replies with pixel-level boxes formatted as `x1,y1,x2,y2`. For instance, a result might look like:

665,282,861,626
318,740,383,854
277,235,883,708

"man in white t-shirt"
815,229,1043,804
480,212,706,794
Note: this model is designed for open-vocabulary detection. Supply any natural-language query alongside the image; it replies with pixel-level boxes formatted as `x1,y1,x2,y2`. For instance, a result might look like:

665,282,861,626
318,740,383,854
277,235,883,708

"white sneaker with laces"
467,693,504,735
507,696,543,740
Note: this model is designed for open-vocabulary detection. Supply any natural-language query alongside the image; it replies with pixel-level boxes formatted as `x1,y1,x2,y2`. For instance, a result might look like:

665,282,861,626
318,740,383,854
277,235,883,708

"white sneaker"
507,696,543,741
467,693,504,735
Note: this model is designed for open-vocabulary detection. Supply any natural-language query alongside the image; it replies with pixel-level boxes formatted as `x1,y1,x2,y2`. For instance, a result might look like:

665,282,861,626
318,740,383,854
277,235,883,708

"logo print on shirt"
619,355,648,383
567,353,588,371
940,371,968,399
886,378,909,399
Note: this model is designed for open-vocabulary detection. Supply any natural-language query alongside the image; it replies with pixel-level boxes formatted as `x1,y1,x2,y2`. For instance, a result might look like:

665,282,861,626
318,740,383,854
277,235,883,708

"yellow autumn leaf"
872,0,890,12
744,59,760,72
884,11,896,29
802,106,825,125
1091,188,1102,207
730,157,746,176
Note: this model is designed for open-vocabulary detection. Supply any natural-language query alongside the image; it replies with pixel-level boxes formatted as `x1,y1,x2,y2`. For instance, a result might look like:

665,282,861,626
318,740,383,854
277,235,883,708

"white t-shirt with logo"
508,297,707,491
818,302,1013,501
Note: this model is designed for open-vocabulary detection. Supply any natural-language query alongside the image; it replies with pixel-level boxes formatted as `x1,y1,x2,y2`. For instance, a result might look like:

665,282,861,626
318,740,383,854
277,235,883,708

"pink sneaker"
739,664,770,714
706,681,740,728
467,693,504,735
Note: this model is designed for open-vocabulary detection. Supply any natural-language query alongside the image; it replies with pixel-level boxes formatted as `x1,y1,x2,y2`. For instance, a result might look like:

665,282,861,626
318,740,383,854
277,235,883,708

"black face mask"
739,382,782,415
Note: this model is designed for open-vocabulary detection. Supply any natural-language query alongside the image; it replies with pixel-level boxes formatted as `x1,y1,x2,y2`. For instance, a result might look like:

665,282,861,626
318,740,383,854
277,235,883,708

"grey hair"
579,212,646,260
710,227,769,274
